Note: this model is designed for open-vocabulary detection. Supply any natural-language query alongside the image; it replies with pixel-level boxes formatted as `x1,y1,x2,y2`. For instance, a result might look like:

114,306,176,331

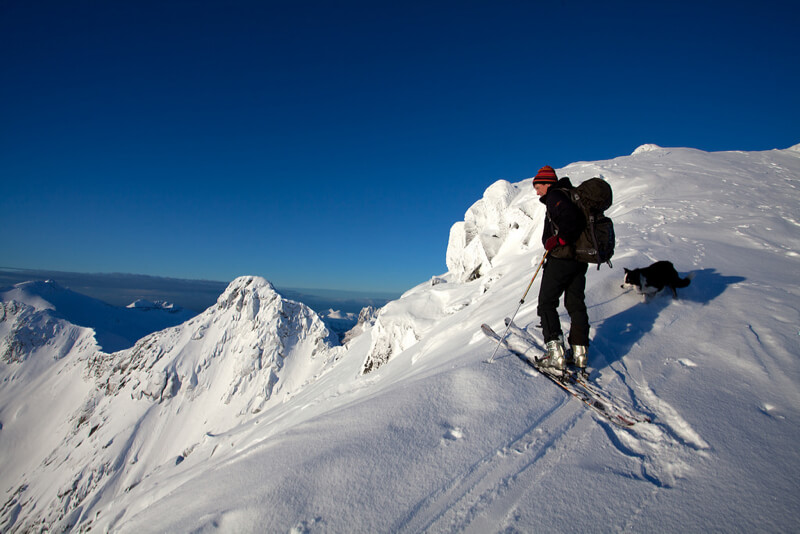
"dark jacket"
540,177,585,259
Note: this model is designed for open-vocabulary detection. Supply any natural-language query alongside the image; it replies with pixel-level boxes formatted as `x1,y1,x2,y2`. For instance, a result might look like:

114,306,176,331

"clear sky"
2,1,798,294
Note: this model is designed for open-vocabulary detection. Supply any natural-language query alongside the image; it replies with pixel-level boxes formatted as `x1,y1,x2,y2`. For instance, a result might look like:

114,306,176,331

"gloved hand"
544,235,566,251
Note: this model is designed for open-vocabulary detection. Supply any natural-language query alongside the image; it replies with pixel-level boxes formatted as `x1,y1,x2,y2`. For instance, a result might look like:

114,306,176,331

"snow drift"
2,144,800,533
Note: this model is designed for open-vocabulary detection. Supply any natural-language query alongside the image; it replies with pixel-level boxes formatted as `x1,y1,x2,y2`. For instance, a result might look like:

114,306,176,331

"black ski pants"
537,257,590,346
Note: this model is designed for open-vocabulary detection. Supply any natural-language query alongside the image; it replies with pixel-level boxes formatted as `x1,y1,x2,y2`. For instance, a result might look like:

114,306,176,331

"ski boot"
566,344,589,379
570,345,588,369
539,338,566,370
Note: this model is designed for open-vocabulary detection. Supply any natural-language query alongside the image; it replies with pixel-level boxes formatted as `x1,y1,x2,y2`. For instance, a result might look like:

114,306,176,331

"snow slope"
2,144,799,533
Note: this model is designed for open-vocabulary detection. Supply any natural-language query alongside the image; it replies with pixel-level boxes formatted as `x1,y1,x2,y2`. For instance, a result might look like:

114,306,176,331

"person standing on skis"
532,165,590,370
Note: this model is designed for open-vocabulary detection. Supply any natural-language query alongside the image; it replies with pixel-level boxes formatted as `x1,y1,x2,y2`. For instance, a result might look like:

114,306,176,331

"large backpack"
558,178,615,269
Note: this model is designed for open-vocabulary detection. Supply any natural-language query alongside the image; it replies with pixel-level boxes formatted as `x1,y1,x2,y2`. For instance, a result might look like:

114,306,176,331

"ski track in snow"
394,387,582,534
394,344,711,534
520,317,713,521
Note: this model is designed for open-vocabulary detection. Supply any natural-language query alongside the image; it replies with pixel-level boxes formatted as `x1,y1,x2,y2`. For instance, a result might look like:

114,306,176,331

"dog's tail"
676,271,695,288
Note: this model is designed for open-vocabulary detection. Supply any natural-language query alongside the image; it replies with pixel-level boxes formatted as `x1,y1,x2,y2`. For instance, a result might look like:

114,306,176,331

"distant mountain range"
0,268,397,314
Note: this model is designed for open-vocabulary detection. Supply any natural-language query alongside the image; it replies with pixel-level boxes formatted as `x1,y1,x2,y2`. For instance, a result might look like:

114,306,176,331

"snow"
631,143,663,155
1,281,195,353
2,145,800,532
318,309,359,340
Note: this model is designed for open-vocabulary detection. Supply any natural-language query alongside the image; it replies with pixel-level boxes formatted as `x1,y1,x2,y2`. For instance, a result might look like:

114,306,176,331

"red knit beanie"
533,165,558,185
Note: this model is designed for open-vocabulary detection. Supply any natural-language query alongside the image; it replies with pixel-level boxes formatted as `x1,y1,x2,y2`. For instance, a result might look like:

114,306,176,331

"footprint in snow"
760,403,785,419
443,426,464,441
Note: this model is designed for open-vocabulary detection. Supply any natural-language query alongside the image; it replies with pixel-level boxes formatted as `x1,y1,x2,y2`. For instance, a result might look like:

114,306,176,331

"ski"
481,322,650,428
500,319,649,421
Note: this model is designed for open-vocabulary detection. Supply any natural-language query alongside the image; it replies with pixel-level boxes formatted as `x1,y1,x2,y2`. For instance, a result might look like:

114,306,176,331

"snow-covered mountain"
1,276,341,532
2,144,799,532
1,280,195,353
318,309,360,341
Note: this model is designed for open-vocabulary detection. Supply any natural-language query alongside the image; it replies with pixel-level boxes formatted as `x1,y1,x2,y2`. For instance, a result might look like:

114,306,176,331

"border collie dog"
622,261,691,298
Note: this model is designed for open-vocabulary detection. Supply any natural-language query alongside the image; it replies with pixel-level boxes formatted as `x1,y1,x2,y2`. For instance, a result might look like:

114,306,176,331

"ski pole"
487,250,548,363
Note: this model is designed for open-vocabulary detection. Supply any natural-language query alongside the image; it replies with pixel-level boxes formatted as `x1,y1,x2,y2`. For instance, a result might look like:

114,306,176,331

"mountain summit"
91,275,339,408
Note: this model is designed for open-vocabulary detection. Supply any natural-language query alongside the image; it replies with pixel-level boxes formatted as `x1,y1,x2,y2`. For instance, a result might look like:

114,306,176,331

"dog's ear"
624,268,630,274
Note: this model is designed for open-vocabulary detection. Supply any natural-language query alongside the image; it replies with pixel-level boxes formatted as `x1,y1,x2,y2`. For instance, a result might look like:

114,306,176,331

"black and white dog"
622,261,692,298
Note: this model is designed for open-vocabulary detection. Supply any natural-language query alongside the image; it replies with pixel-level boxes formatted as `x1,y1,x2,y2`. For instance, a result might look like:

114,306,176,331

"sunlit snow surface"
2,144,799,532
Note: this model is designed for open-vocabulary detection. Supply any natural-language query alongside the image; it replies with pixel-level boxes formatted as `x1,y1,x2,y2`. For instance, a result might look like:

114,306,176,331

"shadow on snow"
591,268,746,368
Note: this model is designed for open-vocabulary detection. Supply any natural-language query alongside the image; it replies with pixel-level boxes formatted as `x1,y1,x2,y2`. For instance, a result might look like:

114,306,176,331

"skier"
532,165,590,370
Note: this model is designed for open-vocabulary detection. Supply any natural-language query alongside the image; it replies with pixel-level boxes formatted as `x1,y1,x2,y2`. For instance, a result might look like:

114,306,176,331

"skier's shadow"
591,268,745,367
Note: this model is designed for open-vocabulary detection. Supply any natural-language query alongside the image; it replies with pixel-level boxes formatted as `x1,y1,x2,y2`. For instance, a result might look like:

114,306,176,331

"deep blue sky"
2,1,798,293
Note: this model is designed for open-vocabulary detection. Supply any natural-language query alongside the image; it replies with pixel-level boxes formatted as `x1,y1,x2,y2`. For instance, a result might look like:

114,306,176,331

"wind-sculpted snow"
363,178,542,372
362,301,424,374
446,179,540,282
364,177,538,372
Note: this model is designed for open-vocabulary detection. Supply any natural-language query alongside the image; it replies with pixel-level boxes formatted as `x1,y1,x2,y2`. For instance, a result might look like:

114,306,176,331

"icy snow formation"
362,180,543,372
446,179,539,282
632,143,663,154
